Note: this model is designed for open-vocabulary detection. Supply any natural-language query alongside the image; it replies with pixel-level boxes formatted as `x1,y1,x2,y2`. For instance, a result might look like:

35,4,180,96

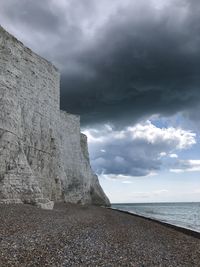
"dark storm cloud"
0,0,200,127
1,0,61,32
60,0,200,126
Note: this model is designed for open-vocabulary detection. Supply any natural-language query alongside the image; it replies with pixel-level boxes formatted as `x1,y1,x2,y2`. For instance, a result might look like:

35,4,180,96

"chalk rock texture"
0,26,110,207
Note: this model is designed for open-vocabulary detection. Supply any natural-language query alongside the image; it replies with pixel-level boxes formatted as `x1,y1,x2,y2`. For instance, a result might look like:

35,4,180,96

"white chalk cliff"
0,26,110,207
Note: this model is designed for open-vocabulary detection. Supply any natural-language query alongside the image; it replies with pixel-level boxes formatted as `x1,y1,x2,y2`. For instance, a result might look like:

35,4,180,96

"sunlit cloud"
169,153,178,158
84,121,197,177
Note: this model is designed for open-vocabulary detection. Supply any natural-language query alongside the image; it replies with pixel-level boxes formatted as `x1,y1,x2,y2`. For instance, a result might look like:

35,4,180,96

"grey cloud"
1,0,62,32
84,121,196,176
90,138,162,176
170,159,200,173
0,0,200,127
60,0,200,126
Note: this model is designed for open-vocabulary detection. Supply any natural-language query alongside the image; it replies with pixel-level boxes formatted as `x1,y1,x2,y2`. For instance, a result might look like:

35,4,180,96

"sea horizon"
112,201,200,204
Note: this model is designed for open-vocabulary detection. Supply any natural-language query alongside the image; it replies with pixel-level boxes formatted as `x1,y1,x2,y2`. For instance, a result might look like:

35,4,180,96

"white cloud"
169,153,178,158
170,160,200,173
99,173,157,181
128,120,196,149
84,121,197,177
160,152,167,157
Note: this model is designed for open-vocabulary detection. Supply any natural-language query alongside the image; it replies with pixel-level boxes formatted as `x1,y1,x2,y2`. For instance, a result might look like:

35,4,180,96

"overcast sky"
1,0,200,203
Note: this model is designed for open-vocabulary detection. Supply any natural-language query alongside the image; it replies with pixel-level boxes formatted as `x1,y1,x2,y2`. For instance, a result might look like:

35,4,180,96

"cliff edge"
0,25,110,207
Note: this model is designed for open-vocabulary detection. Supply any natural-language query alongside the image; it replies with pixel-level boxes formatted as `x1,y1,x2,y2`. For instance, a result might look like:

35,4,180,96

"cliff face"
0,26,110,207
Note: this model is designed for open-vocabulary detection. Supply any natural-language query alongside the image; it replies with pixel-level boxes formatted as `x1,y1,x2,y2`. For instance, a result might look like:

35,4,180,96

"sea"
112,202,200,233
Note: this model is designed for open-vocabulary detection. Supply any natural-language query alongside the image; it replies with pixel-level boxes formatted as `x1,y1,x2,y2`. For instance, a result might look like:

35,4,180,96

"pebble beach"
0,203,200,267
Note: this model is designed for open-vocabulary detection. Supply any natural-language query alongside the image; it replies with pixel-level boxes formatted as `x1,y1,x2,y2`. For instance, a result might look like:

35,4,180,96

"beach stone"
0,25,110,207
36,199,55,210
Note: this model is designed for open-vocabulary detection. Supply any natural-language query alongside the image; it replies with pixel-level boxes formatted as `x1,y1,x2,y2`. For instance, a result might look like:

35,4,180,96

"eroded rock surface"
0,26,110,207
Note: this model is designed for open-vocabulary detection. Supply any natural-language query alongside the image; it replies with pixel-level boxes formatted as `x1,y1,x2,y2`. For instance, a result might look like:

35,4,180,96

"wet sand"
0,203,200,266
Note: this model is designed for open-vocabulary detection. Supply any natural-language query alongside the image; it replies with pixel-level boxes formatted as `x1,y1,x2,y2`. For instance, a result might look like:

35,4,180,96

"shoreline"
109,207,200,239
